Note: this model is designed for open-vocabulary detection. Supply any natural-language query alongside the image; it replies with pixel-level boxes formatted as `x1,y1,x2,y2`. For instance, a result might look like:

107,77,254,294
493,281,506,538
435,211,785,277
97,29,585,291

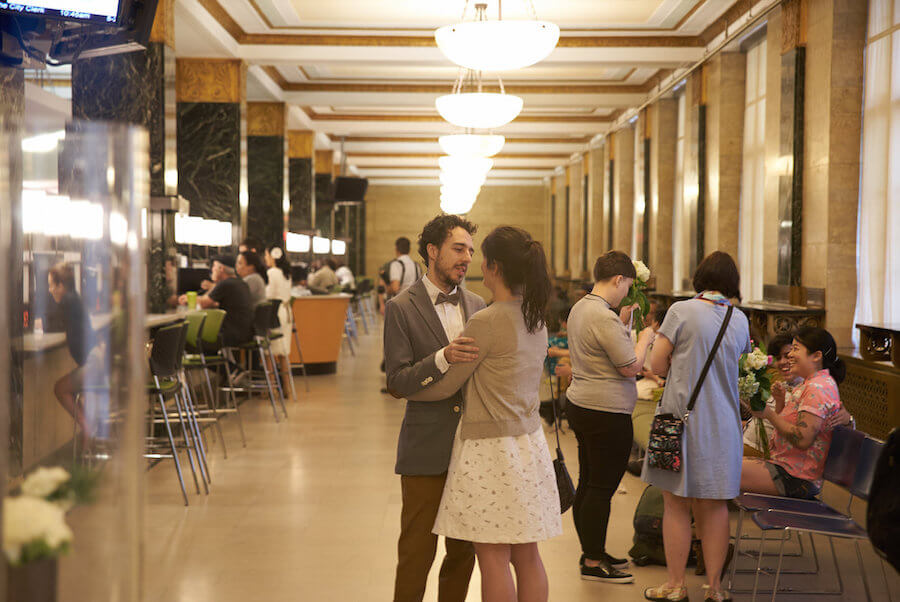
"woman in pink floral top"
740,327,847,499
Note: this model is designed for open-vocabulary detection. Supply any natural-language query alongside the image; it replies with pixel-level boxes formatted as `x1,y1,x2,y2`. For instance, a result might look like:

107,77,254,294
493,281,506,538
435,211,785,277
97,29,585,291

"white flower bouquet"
739,346,775,458
3,496,72,566
621,260,652,330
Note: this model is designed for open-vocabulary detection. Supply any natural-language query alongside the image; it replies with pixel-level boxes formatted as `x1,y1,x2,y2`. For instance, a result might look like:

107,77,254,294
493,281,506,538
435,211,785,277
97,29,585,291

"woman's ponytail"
481,227,552,334
795,326,846,384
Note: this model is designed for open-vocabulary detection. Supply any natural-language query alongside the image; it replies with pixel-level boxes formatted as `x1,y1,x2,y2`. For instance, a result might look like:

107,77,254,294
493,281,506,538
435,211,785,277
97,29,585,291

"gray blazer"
384,279,486,476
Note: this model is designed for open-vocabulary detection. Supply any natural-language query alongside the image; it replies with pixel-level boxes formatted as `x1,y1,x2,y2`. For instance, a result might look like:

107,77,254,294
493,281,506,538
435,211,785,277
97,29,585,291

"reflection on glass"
9,121,148,602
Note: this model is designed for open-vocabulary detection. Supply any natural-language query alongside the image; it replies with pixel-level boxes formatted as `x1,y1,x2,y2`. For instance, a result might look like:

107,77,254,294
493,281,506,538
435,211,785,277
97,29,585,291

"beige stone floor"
140,325,897,602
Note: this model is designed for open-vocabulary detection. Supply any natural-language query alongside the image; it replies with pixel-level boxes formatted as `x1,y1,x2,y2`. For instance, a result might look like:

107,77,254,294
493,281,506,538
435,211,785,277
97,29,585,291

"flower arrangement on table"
739,346,775,459
5,466,99,567
621,260,652,331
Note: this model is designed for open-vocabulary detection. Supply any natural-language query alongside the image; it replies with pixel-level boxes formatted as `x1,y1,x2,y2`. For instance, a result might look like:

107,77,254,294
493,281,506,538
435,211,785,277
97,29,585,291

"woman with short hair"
236,250,268,306
565,250,656,583
642,251,752,602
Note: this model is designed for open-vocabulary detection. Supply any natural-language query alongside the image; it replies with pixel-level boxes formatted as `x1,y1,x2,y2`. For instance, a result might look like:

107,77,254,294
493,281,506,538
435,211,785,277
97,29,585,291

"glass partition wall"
6,121,148,602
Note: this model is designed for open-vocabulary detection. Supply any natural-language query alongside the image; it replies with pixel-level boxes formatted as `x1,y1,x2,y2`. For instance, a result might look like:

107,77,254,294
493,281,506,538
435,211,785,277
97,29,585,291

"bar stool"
343,305,357,356
147,322,204,505
225,303,288,422
267,298,297,403
182,309,247,453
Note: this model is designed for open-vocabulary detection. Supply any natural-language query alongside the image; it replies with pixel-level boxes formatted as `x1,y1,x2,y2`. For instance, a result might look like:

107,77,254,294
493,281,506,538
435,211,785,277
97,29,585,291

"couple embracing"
385,215,562,602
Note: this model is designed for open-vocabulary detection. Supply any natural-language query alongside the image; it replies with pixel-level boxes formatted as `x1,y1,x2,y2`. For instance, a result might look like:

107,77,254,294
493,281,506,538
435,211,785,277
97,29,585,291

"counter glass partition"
6,121,148,601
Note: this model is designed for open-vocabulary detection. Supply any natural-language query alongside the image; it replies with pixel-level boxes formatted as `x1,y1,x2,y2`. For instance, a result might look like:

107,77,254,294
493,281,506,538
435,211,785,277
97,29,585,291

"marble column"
1,67,24,479
288,130,315,233
347,203,366,276
247,102,286,248
802,0,866,346
564,166,572,276
580,154,590,278
552,173,566,275
650,98,678,293
634,111,650,262
587,147,605,264
704,52,746,262
604,140,614,252
779,0,807,300
72,0,176,313
176,58,245,243
314,149,334,237
613,126,635,253
684,69,707,274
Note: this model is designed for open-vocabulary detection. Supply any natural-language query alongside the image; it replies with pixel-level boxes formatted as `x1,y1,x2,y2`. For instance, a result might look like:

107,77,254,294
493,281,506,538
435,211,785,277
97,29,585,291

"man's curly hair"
417,214,477,266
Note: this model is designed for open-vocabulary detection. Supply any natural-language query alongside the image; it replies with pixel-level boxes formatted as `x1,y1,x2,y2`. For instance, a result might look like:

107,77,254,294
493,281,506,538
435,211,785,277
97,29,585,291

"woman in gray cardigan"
409,226,561,602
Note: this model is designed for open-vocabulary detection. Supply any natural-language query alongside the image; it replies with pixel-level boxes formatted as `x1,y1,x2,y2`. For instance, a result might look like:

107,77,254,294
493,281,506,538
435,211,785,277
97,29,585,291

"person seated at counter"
179,255,253,347
309,258,340,294
335,259,356,292
237,250,268,306
291,265,312,298
48,262,101,449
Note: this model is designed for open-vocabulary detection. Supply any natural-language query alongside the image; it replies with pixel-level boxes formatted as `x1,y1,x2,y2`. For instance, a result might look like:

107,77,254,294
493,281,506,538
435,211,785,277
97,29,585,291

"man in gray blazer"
384,215,486,602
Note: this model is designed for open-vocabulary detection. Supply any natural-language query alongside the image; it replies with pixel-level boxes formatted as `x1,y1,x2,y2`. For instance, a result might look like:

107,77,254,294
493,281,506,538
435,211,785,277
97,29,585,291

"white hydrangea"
739,374,760,399
3,496,72,565
745,348,771,371
21,467,70,499
633,260,651,282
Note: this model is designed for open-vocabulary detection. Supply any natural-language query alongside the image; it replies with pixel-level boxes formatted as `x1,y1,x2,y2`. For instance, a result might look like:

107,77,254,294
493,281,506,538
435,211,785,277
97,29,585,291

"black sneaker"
605,552,630,570
580,558,635,583
580,553,629,570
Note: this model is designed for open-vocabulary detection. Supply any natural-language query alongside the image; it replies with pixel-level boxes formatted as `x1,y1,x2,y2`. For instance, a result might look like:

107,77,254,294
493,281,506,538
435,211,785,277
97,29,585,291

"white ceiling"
174,0,745,184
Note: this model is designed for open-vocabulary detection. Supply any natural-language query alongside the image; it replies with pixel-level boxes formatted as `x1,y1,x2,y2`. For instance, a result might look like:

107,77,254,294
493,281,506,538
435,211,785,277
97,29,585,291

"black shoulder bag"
647,304,734,473
551,378,576,513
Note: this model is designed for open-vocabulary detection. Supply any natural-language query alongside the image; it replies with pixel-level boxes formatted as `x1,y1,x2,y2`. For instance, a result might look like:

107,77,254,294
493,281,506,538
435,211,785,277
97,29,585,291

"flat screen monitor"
334,176,368,203
0,0,123,24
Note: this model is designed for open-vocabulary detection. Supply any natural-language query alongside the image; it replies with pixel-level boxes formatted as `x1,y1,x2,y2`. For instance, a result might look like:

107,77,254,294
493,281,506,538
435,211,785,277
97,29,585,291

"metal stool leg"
157,395,188,506
258,345,281,422
179,375,211,488
221,350,247,446
197,362,228,458
267,346,288,419
168,391,201,495
292,326,311,392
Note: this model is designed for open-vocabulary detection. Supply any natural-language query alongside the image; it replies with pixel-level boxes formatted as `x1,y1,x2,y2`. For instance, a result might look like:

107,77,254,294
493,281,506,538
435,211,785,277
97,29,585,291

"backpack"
629,485,666,566
867,428,900,571
385,257,421,297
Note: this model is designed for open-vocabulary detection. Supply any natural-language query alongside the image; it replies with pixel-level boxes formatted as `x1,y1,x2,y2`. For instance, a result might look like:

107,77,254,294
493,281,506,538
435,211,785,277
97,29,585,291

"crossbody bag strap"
684,304,734,420
552,374,565,458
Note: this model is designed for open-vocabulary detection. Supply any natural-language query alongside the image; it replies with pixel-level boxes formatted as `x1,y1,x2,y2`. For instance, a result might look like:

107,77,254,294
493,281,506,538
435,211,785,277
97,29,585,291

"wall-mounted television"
0,0,124,25
334,176,368,204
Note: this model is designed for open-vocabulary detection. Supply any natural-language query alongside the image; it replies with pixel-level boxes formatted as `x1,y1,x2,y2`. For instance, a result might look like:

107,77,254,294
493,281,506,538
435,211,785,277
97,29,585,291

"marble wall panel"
247,135,285,248
764,10,784,286
650,99,677,293
588,147,605,263
778,47,805,286
177,102,241,224
289,157,314,232
315,173,334,236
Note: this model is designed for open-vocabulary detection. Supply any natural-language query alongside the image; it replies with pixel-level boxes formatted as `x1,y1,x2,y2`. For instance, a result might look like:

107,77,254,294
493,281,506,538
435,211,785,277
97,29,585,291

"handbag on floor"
551,382,576,513
647,305,733,473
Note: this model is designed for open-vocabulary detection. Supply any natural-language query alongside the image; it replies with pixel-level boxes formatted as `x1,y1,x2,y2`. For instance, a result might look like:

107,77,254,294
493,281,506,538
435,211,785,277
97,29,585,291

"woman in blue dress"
641,252,751,602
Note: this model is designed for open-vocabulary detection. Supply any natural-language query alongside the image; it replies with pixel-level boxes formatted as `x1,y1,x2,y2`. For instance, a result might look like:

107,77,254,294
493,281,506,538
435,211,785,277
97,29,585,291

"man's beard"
434,256,466,288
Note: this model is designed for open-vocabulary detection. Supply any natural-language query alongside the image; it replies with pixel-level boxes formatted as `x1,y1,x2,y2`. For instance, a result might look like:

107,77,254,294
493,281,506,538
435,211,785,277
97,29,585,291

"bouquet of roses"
739,346,775,458
621,260,651,331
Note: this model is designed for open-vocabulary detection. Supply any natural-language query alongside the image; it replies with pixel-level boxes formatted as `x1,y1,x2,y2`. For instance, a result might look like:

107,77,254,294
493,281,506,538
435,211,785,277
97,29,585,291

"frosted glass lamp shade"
439,134,505,157
438,155,493,175
436,93,523,129
435,20,560,72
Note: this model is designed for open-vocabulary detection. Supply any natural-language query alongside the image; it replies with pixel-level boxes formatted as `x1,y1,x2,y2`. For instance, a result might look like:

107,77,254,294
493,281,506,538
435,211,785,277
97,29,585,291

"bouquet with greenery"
739,346,775,458
621,260,651,331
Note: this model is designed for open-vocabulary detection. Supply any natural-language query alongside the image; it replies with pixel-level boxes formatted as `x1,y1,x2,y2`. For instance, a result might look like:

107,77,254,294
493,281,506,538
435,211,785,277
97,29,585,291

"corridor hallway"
134,326,894,601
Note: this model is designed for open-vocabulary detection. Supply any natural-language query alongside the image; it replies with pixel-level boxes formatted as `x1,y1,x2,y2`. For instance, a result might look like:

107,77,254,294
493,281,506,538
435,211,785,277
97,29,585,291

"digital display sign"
0,0,122,24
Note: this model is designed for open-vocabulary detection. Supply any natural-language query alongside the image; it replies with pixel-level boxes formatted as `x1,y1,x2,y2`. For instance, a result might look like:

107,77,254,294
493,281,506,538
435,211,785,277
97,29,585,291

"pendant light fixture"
439,133,505,157
436,69,523,130
435,2,559,72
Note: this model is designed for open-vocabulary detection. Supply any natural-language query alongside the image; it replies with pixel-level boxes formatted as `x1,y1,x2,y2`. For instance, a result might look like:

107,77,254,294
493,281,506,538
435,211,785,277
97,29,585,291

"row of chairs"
728,426,890,601
146,300,309,505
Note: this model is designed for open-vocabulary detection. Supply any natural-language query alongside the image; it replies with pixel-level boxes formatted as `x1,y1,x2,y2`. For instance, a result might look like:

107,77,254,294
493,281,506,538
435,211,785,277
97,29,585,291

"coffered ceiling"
175,0,748,184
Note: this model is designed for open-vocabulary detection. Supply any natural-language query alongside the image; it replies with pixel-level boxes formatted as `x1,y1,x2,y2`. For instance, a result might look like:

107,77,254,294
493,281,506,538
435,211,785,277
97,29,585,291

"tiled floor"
133,325,895,601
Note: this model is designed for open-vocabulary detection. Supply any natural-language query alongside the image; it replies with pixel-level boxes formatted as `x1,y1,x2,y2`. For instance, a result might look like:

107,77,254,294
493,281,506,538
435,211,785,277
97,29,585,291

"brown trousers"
393,474,475,602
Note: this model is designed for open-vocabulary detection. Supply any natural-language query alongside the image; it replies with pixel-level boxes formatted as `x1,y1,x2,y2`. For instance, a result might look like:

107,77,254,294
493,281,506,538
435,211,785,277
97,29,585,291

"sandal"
701,585,732,601
644,583,689,602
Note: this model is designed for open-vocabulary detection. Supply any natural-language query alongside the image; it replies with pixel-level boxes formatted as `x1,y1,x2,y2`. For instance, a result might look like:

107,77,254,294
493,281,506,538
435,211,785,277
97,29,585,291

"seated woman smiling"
740,327,847,499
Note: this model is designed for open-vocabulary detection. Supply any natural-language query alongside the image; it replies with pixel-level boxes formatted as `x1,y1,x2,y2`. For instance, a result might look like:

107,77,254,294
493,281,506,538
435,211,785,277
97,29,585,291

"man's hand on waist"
443,337,478,365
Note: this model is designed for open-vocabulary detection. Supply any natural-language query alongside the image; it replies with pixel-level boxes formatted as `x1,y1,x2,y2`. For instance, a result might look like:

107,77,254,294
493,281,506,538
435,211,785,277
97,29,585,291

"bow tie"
435,292,460,306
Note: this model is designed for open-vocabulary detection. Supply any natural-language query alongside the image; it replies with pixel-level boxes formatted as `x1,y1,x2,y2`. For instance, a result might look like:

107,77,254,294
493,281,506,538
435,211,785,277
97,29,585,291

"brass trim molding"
176,58,245,103
347,152,570,159
342,136,592,144
149,0,175,48
306,110,613,123
247,102,286,136
288,131,315,158
280,81,648,94
315,149,334,174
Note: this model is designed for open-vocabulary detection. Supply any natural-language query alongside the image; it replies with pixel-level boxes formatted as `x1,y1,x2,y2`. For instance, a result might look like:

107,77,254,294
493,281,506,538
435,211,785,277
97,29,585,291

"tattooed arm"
752,407,824,450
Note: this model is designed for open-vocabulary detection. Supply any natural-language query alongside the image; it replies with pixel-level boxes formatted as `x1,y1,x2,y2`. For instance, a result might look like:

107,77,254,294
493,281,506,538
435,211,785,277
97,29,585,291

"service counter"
14,311,186,475
289,294,352,374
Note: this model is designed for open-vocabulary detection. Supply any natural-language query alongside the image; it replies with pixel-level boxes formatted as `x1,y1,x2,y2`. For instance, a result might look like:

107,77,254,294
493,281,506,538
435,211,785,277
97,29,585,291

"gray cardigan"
408,299,547,440
384,280,486,475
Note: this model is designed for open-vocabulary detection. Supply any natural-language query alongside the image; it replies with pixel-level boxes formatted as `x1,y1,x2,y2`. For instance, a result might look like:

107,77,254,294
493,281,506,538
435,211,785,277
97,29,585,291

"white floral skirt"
433,425,562,544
